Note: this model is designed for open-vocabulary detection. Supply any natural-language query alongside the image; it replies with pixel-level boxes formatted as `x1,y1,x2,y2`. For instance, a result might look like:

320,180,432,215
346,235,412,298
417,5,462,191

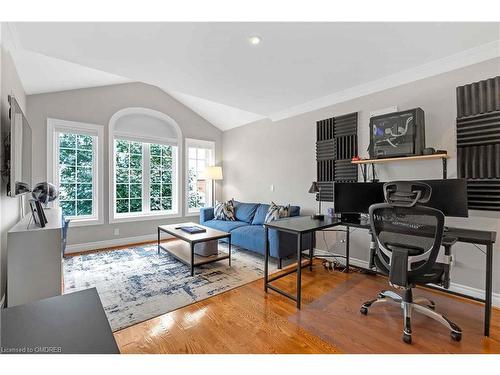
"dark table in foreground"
1,288,119,354
264,215,496,336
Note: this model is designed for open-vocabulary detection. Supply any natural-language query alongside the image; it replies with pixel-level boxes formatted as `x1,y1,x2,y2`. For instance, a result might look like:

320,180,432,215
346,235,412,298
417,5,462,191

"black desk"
1,288,119,354
264,216,496,336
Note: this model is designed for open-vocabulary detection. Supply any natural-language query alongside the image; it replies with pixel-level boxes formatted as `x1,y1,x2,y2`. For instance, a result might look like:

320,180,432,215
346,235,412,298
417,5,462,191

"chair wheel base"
403,333,412,344
451,331,462,342
360,306,368,315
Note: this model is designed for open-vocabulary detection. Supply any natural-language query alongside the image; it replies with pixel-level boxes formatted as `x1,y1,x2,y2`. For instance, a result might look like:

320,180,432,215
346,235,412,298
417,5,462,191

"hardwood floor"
114,259,500,354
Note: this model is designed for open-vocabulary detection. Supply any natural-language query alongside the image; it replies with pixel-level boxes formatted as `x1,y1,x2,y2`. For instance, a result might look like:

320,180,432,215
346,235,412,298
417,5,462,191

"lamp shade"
308,181,320,193
203,166,223,180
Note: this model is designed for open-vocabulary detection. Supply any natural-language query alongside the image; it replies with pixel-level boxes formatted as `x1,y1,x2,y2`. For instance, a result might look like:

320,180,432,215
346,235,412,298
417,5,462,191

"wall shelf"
351,152,449,179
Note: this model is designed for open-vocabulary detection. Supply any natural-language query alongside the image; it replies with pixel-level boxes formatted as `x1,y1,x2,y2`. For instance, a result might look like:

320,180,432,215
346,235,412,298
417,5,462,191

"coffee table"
157,222,231,276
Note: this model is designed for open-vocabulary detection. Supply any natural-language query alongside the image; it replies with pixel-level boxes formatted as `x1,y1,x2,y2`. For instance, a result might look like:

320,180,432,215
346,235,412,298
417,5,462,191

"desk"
264,216,496,336
1,288,119,354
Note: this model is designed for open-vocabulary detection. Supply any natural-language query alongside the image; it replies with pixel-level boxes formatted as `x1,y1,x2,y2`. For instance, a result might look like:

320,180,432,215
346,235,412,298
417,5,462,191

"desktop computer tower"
369,108,425,159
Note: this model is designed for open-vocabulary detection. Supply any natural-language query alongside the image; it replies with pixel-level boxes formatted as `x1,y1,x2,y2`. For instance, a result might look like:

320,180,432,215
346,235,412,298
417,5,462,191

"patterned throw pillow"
264,202,291,223
214,200,236,221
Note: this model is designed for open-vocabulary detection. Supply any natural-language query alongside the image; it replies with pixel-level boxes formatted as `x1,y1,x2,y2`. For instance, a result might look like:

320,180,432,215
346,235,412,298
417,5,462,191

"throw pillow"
214,200,236,221
264,201,290,223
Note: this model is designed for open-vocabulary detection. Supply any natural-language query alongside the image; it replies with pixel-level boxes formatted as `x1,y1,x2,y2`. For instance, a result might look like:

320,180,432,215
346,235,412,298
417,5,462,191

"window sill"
67,217,104,227
110,212,182,223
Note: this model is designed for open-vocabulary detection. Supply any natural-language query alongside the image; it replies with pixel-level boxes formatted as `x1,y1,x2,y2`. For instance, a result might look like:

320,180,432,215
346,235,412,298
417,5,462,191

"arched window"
109,108,182,222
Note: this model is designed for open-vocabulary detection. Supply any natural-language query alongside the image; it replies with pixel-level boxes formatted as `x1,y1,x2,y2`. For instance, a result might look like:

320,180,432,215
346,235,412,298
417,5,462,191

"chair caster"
402,333,412,344
451,331,462,342
360,306,368,315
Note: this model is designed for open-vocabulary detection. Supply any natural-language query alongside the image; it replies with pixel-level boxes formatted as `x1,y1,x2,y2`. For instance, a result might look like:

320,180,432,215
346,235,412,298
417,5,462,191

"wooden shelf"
351,153,448,165
159,240,229,266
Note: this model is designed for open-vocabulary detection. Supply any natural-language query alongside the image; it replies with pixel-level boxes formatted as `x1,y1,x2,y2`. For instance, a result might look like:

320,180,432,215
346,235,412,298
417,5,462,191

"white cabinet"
7,207,63,307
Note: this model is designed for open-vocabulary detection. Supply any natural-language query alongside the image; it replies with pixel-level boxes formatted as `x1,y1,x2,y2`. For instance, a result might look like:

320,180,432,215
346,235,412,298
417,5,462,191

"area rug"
63,243,276,331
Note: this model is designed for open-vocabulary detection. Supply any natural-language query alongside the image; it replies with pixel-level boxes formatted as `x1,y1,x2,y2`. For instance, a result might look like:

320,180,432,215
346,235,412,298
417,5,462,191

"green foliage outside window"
58,133,94,217
115,139,143,213
150,144,173,211
188,167,204,209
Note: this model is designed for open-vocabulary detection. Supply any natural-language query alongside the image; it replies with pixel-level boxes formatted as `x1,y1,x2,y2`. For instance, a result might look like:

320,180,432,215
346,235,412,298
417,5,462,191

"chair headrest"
383,181,432,207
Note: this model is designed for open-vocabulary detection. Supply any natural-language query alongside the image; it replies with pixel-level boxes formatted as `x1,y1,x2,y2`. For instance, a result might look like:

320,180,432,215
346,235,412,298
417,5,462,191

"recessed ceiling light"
248,36,262,45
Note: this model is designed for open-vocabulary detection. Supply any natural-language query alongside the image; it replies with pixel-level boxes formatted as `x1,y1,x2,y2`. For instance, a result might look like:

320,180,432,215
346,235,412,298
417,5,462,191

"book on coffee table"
176,225,207,234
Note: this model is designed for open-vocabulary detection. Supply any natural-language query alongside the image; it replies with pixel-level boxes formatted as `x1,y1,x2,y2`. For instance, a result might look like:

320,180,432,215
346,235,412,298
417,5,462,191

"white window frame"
47,118,104,227
108,108,183,223
185,138,216,216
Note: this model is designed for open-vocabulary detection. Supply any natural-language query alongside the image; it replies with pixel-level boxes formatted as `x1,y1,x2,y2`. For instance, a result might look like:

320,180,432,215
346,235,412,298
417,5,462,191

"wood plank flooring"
114,259,500,354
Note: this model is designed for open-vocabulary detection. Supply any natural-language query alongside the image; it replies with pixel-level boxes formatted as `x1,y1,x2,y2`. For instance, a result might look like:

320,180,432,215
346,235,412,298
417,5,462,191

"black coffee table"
157,222,231,276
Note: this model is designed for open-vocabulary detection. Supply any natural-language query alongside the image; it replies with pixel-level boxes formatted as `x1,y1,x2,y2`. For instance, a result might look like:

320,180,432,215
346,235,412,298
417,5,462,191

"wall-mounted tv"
5,95,32,197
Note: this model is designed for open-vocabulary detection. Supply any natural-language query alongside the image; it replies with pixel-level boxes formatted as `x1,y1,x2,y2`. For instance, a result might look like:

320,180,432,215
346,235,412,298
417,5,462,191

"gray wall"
1,42,27,299
223,57,500,296
27,82,223,247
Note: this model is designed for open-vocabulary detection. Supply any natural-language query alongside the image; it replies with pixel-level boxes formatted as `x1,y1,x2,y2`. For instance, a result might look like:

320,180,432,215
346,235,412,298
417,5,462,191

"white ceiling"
166,90,265,131
8,22,500,130
12,49,132,94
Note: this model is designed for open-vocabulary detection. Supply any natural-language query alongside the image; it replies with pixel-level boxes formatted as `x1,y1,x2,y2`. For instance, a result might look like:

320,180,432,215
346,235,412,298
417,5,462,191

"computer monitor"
333,179,468,217
420,179,468,218
334,182,385,214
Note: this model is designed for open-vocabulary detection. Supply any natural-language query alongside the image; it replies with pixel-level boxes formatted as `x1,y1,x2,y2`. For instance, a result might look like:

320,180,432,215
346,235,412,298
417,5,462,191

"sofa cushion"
264,202,291,223
214,200,235,221
251,204,270,225
230,225,266,255
202,219,248,233
230,225,301,258
252,203,300,225
233,201,259,223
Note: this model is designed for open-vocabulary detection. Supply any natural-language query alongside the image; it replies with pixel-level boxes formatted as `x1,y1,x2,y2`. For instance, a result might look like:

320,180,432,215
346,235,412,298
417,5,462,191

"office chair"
360,181,461,344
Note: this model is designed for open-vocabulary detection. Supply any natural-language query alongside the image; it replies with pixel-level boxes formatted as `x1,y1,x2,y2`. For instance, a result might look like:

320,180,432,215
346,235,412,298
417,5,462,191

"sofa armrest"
200,207,214,223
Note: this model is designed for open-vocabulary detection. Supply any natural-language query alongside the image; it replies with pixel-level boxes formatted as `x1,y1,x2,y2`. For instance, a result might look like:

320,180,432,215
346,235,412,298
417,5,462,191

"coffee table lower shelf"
158,239,231,276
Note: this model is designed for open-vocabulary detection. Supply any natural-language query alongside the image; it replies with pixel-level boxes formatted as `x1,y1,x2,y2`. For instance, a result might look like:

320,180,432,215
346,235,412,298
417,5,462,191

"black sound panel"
315,112,358,202
456,76,500,211
457,76,500,118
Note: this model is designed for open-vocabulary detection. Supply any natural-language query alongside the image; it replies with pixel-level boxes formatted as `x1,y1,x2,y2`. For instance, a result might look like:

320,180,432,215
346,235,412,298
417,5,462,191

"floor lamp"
204,166,223,207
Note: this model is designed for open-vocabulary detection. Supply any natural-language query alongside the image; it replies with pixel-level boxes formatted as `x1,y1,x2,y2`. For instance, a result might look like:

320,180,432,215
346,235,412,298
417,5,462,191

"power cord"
316,227,361,273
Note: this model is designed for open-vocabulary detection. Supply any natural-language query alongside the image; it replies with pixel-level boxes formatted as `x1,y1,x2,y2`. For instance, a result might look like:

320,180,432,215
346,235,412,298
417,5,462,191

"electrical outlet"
114,228,120,236
270,185,275,192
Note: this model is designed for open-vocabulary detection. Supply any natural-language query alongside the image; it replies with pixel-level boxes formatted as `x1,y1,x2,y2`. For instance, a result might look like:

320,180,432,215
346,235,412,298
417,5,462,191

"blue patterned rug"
63,243,276,331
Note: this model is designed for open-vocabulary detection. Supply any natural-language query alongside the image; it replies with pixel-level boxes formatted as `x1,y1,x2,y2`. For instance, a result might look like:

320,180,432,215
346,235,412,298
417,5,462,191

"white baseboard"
65,234,163,254
314,249,500,308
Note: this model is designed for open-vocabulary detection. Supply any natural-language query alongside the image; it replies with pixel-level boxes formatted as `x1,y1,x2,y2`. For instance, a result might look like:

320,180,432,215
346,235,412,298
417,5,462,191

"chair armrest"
200,207,214,223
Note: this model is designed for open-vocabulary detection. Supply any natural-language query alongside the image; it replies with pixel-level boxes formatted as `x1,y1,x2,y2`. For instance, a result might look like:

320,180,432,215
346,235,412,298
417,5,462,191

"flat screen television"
5,95,32,197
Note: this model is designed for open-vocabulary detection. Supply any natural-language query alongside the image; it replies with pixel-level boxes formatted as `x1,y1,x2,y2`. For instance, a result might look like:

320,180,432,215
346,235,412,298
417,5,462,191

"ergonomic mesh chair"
360,181,462,344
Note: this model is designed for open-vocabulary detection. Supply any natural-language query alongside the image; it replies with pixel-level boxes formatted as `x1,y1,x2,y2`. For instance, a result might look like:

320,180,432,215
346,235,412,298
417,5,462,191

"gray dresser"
7,207,63,307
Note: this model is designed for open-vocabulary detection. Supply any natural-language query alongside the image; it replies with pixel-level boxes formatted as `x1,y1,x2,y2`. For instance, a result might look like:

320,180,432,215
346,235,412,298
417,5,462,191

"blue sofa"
200,201,312,267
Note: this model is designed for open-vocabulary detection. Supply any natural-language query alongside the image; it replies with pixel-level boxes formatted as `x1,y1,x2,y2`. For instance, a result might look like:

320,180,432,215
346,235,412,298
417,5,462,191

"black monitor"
334,182,385,214
334,179,468,217
420,179,468,218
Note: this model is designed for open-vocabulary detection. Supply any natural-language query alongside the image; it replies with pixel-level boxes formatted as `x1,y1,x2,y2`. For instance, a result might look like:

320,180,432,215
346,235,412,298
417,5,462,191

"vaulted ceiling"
7,22,500,130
